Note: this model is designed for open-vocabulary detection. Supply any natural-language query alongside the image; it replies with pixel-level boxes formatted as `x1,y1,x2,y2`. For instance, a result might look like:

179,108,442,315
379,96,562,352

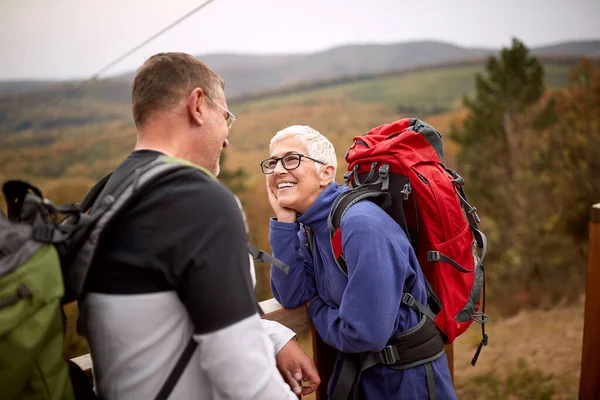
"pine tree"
450,38,555,303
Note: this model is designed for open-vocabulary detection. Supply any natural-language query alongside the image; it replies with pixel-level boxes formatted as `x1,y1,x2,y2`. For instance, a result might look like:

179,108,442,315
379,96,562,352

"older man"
80,53,319,399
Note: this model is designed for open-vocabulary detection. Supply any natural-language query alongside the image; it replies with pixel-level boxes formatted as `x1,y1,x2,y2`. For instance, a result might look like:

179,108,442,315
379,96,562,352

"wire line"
88,0,218,81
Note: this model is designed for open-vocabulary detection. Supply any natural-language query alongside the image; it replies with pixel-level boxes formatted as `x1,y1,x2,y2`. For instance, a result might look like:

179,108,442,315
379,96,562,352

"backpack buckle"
427,251,441,262
343,171,352,184
401,292,416,307
468,207,481,224
32,224,54,243
376,345,400,365
255,249,266,262
378,164,389,179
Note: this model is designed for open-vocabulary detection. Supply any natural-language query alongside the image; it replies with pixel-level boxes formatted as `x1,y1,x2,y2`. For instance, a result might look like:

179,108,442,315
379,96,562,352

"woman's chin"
277,197,296,211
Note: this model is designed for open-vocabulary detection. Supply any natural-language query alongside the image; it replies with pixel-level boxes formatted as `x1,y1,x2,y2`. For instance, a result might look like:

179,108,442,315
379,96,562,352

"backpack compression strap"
446,167,491,365
247,243,289,274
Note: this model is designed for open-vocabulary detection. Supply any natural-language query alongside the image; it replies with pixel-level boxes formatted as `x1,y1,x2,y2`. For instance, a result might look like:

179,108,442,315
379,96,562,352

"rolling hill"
1,39,598,99
0,57,583,137
0,61,575,188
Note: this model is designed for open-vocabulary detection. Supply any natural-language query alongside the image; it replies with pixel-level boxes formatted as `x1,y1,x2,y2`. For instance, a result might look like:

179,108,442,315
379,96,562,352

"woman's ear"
187,88,205,126
319,165,336,187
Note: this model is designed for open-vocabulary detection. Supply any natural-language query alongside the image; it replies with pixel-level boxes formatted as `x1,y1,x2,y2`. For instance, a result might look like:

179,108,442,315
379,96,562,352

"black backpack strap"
63,156,190,301
78,172,112,213
327,188,391,276
247,242,289,274
331,315,445,400
401,293,437,322
153,337,198,400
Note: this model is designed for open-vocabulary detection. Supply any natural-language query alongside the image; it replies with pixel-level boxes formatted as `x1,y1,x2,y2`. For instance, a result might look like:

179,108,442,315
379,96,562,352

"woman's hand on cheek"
266,179,297,223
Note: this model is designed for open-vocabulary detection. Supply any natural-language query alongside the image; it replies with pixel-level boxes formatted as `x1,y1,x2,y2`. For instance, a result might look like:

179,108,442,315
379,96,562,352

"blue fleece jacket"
270,183,456,399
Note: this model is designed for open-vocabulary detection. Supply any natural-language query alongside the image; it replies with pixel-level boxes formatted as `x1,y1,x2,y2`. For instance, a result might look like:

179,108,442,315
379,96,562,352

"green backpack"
0,155,288,400
0,180,96,400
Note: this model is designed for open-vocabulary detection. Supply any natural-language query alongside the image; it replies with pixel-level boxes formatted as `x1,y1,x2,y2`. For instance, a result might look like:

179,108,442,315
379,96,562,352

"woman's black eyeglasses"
260,153,326,175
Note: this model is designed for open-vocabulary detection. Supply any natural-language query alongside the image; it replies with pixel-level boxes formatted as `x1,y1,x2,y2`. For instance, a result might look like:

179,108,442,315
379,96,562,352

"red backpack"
328,118,490,365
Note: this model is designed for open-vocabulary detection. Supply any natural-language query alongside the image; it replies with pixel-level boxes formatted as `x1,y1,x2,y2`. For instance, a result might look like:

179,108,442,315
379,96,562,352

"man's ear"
319,165,336,187
187,88,205,126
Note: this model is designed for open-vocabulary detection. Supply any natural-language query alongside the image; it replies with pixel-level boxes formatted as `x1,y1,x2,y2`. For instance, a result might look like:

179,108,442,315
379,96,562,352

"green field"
234,63,571,113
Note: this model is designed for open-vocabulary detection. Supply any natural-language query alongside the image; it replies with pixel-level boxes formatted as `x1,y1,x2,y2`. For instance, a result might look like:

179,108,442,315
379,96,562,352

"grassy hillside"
0,62,572,186
0,60,574,270
0,58,580,136
0,80,59,95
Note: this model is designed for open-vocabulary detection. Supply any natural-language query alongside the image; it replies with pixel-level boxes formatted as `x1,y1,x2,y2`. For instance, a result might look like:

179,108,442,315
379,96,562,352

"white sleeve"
261,319,297,354
193,313,297,400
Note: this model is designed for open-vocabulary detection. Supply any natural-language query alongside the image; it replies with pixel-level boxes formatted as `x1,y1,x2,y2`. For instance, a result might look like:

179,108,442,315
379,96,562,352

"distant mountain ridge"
2,39,599,97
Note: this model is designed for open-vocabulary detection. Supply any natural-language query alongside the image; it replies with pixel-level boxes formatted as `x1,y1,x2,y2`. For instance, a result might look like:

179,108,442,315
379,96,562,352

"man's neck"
133,145,174,157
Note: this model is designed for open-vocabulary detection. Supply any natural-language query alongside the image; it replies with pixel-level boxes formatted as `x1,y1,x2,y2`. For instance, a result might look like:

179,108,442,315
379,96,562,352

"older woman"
262,125,457,400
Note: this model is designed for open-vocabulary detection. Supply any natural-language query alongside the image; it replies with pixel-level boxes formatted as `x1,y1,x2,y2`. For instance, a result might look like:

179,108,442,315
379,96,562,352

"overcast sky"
1,0,599,80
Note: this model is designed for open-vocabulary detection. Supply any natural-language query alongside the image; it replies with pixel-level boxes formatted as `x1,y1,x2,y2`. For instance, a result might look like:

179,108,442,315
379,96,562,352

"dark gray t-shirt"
81,150,296,399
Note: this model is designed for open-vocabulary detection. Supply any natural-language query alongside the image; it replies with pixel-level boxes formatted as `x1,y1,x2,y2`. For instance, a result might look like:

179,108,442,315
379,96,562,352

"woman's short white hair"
270,125,337,176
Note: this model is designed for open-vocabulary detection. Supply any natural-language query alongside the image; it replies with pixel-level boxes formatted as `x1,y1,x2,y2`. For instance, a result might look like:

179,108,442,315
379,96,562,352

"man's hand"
276,339,321,396
266,180,297,223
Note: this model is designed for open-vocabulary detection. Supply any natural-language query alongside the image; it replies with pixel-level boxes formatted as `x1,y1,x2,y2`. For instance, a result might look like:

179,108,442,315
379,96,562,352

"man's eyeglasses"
207,95,236,129
260,153,326,175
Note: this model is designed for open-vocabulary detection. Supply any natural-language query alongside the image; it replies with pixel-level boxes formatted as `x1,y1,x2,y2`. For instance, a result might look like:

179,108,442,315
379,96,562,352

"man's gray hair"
270,125,337,177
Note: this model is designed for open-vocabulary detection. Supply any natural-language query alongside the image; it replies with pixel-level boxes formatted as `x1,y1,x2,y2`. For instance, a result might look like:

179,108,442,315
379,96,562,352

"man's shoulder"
114,151,226,195
151,164,233,201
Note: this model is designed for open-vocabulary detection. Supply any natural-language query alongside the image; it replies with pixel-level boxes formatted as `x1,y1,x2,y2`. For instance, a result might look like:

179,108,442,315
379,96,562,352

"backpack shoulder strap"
153,337,198,400
326,187,391,276
77,172,112,213
64,156,191,301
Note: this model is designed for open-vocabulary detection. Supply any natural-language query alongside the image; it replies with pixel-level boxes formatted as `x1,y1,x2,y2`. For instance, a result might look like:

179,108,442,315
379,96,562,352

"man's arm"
261,319,320,396
164,172,297,399
261,319,296,354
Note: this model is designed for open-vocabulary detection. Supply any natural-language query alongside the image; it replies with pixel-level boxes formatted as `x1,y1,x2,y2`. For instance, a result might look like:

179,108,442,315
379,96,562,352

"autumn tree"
217,150,248,195
544,59,600,241
450,38,558,306
452,40,600,308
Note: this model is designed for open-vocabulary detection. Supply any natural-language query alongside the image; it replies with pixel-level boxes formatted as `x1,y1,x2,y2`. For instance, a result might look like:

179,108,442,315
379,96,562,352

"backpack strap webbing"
330,315,445,400
77,172,112,213
446,168,491,364
248,243,289,274
153,338,198,400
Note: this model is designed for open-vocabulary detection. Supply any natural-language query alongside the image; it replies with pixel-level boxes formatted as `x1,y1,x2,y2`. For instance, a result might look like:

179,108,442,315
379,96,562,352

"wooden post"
445,343,454,382
579,203,600,399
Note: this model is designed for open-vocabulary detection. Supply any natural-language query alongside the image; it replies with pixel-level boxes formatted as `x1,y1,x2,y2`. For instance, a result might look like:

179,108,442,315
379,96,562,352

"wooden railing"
71,297,454,399
579,202,600,400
